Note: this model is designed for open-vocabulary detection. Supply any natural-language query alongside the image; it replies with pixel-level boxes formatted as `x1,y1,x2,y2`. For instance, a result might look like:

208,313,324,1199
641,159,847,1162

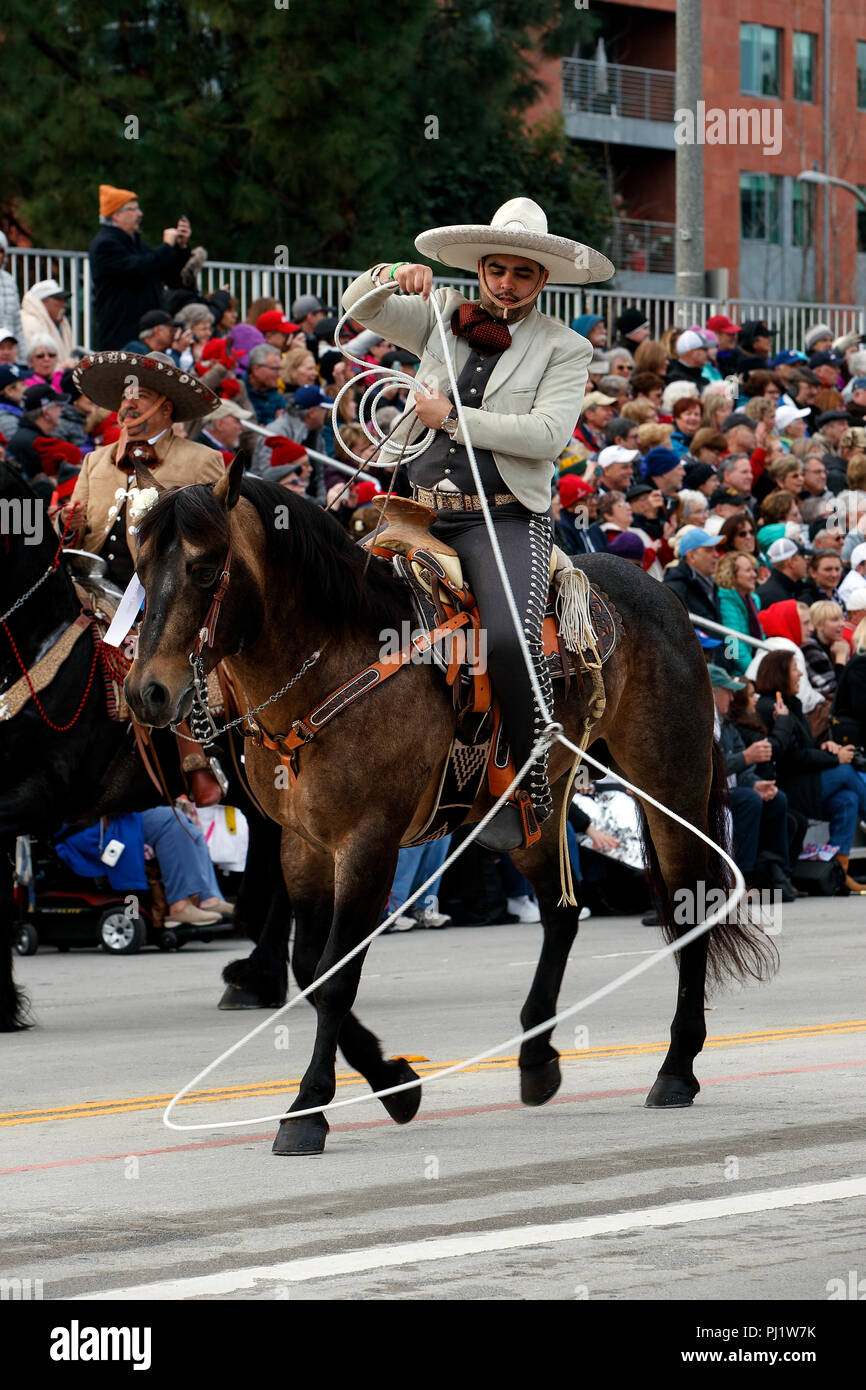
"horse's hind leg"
640,802,711,1107
511,781,582,1106
608,738,716,1108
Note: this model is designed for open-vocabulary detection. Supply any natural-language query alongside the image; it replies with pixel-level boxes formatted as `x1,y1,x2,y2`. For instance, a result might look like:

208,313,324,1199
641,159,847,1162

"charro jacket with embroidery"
68,430,224,556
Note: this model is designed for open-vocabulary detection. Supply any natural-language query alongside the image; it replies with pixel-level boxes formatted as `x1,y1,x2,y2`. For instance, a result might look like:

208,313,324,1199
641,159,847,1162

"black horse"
0,461,288,1031
127,458,776,1156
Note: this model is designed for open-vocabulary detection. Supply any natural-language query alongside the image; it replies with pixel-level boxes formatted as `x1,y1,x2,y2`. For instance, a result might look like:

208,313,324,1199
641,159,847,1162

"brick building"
527,1,866,305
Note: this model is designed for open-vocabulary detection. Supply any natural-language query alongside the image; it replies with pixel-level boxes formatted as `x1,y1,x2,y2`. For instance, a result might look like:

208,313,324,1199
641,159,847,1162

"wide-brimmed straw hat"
414,197,614,287
72,350,218,421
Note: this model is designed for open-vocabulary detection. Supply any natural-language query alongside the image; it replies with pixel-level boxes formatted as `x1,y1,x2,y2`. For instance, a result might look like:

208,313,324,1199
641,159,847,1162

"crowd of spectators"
558,307,866,899
2,190,865,913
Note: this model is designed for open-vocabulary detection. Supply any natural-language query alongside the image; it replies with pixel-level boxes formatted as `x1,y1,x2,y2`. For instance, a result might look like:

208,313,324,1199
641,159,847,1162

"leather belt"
413,487,517,512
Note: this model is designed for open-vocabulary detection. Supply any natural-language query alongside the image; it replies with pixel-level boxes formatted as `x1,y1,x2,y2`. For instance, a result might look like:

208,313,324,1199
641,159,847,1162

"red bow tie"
451,303,512,354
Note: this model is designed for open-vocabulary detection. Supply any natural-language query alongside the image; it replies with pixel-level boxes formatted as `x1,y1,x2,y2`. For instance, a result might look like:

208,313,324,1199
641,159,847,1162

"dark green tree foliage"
0,0,606,266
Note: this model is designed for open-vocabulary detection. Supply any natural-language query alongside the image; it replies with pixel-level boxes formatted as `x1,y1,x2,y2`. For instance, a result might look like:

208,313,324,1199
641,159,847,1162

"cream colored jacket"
20,290,75,359
69,430,224,556
341,268,592,514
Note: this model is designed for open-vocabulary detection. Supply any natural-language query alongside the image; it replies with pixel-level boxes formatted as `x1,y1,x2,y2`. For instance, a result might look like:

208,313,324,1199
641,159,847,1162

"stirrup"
475,793,542,853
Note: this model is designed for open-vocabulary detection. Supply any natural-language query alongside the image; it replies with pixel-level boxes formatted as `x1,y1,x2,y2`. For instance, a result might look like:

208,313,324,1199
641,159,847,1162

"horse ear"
130,453,166,497
212,449,246,512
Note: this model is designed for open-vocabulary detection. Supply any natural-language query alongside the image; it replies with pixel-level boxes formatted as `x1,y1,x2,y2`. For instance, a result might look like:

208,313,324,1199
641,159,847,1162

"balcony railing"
562,56,676,124
609,219,676,276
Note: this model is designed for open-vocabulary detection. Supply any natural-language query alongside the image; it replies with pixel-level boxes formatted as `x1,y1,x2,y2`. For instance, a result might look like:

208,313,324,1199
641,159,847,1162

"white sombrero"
414,197,615,287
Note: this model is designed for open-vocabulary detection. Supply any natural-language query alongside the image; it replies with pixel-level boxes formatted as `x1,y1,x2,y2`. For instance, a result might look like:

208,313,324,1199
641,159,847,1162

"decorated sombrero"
414,197,615,287
72,349,218,421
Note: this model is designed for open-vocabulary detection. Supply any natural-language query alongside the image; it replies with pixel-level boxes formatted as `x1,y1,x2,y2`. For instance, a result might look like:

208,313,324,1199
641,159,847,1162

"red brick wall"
525,0,866,301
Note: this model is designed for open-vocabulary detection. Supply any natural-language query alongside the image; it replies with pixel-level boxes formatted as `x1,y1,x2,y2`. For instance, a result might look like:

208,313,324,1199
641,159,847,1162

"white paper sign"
103,573,146,647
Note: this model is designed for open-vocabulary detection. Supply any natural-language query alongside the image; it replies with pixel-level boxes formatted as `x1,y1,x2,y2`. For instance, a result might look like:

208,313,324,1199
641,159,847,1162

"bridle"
184,540,234,744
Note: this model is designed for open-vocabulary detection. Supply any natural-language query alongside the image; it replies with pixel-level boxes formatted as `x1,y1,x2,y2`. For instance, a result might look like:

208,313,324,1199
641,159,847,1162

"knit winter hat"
99,185,137,218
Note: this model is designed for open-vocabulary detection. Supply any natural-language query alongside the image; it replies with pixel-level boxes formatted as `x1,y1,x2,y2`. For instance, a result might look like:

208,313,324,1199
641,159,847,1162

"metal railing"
5,245,864,356
609,219,676,276
561,56,676,124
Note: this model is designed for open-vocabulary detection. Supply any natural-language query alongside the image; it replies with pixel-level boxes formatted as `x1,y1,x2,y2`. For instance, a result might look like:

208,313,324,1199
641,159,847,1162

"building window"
858,43,866,109
741,173,782,244
741,24,782,98
792,179,813,248
792,32,816,103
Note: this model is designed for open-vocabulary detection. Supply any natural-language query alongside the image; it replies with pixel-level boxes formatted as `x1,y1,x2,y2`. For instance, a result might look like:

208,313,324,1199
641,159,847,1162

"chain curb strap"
184,647,325,747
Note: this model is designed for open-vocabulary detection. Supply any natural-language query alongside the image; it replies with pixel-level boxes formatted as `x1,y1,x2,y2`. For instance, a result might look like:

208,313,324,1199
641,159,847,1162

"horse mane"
138,475,410,636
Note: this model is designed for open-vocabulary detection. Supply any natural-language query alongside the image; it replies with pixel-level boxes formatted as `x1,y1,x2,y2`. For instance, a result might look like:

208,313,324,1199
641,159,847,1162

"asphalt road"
2,899,864,1302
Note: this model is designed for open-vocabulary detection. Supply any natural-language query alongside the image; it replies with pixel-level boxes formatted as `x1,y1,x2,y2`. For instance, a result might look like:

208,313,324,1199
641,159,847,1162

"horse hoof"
272,1114,330,1156
379,1058,422,1125
644,1075,699,1108
520,1057,562,1107
218,982,282,1009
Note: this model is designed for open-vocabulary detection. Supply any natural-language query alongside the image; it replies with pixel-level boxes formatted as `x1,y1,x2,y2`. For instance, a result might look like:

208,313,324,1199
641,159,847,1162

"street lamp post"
796,170,866,304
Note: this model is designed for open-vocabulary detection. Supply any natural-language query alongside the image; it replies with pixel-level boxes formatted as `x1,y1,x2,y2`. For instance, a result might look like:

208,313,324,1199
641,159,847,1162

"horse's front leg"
511,784,582,1107
272,838,398,1156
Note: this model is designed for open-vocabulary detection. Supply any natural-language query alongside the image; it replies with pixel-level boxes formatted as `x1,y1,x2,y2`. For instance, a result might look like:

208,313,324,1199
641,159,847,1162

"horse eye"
192,565,218,587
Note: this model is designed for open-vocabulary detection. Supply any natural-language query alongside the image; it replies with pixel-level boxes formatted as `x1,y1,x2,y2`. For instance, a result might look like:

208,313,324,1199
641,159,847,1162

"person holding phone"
89,185,194,349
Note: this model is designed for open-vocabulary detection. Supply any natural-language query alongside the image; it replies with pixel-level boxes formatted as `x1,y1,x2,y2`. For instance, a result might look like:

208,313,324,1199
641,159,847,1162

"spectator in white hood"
20,279,75,366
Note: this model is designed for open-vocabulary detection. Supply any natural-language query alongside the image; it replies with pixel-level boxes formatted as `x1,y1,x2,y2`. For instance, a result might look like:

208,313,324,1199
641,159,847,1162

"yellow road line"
3,1020,864,1129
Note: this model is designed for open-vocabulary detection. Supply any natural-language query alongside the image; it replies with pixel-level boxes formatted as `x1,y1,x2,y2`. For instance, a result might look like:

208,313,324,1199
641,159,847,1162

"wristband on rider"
390,261,408,281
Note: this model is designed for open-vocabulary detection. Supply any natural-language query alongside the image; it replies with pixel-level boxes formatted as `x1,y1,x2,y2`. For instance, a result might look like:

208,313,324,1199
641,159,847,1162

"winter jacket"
668,428,696,459
802,637,845,699
664,359,705,389
0,402,24,442
556,511,607,555
88,224,191,350
0,267,23,344
246,383,285,426
756,567,803,609
718,718,761,787
755,693,837,819
662,557,722,628
6,420,55,487
19,290,75,358
717,586,763,675
831,654,866,747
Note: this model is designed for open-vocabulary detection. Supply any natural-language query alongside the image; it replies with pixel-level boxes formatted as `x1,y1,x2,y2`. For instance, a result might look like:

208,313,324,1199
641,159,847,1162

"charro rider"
61,348,226,804
341,197,613,849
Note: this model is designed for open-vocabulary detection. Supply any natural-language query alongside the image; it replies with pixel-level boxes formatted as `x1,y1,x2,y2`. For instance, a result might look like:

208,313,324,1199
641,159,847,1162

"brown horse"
125,453,774,1155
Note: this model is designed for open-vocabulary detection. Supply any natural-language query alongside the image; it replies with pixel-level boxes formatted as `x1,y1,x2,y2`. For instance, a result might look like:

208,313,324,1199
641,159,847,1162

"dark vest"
410,345,509,496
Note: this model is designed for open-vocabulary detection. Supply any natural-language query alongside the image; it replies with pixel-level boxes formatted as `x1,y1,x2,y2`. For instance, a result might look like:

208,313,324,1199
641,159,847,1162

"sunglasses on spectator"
33,351,57,359
736,528,754,536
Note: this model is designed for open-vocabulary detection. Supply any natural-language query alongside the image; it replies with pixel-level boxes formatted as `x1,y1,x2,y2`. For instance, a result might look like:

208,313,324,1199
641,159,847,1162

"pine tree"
0,0,606,266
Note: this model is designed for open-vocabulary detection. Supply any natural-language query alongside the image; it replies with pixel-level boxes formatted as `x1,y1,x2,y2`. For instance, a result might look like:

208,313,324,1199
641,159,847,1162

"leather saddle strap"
131,717,166,796
194,543,234,659
216,662,271,821
268,612,470,759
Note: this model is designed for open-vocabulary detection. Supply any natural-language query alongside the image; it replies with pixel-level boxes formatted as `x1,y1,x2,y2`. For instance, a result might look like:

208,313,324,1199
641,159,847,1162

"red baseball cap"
706,314,740,335
559,474,595,507
257,310,300,335
354,480,380,504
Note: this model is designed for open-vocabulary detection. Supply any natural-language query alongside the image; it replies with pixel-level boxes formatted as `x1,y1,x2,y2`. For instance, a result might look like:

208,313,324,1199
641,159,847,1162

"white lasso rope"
162,280,747,1134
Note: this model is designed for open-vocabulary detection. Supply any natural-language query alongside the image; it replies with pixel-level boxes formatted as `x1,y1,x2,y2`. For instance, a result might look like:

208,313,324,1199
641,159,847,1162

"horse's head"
125,452,255,727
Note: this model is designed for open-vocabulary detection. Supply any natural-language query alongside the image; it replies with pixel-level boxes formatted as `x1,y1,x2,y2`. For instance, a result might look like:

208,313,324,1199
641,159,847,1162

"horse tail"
638,741,778,992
